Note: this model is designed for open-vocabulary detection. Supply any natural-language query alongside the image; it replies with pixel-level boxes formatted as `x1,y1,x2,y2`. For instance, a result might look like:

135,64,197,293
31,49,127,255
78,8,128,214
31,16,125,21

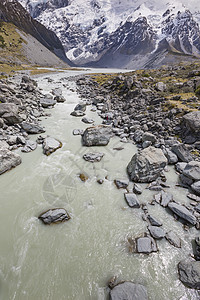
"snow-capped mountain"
18,0,200,68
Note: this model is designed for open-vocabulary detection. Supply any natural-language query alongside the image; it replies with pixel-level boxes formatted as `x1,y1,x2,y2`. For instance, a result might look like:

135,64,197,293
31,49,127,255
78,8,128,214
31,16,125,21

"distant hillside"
0,0,72,66
0,21,70,69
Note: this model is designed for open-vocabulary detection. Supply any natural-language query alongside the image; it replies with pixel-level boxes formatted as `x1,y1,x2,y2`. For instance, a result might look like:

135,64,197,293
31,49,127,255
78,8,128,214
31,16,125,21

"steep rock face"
0,0,71,64
18,0,200,68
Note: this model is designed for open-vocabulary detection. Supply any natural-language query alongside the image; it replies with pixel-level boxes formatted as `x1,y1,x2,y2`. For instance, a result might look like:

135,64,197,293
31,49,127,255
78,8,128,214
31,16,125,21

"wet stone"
165,231,181,248
147,215,162,227
114,179,129,189
124,193,140,208
38,208,71,225
133,183,143,194
148,225,165,239
178,259,200,289
168,202,197,225
136,236,158,254
110,282,148,300
83,152,104,163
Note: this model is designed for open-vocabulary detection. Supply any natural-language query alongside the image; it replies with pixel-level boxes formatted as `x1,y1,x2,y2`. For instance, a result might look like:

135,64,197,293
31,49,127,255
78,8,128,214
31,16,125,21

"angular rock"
55,95,66,103
0,149,22,175
155,82,166,92
168,202,196,225
160,191,173,207
21,122,45,134
165,149,178,165
73,129,84,136
52,88,62,97
191,181,200,196
147,215,162,227
74,102,86,112
124,193,140,208
182,111,200,134
165,231,181,248
182,161,200,181
82,125,112,147
180,174,193,186
0,103,23,125
148,225,165,239
136,236,158,254
110,282,148,300
83,152,104,163
175,162,188,174
40,96,56,108
81,117,94,124
142,132,156,144
70,110,85,117
114,179,129,189
38,208,70,225
42,136,62,156
171,144,193,163
178,259,200,289
133,183,143,194
21,140,37,153
127,147,167,183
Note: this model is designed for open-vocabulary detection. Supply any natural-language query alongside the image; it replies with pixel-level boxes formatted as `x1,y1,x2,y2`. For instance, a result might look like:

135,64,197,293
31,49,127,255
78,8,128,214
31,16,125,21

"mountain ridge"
18,0,200,68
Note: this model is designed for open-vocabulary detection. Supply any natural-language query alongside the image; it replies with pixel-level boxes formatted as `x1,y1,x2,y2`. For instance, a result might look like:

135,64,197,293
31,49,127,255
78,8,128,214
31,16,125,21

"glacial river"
0,68,199,300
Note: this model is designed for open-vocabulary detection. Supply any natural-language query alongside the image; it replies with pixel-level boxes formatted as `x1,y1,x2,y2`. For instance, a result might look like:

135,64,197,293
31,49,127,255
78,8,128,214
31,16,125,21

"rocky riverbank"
70,63,200,296
0,74,65,174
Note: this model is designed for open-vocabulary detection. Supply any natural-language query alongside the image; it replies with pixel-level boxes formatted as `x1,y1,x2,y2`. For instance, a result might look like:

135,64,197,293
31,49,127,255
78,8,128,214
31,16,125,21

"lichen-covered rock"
127,146,167,183
38,208,70,225
82,125,112,146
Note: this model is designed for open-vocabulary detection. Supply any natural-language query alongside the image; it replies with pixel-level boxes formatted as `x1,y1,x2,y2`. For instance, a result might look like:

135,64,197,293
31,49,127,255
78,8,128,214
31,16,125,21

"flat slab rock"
127,146,167,183
38,208,70,225
178,259,200,289
0,149,22,175
165,230,181,248
42,136,62,156
136,236,158,254
21,122,45,134
148,225,165,239
124,193,140,208
110,282,148,300
168,202,196,225
83,152,104,162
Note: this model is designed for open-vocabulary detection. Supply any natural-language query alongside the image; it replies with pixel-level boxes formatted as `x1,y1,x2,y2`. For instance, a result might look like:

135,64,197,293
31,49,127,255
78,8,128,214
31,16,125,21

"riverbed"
0,68,199,300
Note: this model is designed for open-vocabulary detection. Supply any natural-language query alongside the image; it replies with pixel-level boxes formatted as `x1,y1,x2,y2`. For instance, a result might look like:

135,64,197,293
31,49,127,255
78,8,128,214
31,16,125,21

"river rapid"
0,68,199,300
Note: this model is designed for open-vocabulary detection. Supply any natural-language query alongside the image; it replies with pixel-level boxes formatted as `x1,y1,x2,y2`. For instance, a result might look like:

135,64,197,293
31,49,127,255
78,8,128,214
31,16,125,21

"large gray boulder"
168,202,196,225
0,103,23,125
110,282,148,300
182,111,200,140
82,125,112,147
42,136,62,156
182,161,200,181
38,208,70,225
0,149,22,175
127,147,167,183
178,259,200,289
